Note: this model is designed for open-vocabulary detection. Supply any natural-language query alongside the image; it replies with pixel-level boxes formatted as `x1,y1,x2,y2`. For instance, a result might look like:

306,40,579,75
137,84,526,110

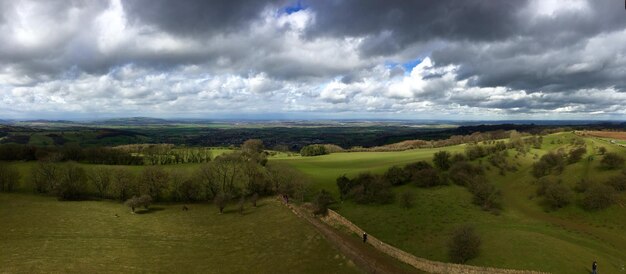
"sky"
1,0,626,120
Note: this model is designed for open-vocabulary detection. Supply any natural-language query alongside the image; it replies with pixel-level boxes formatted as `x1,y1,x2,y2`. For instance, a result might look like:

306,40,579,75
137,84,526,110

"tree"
400,191,415,209
336,174,354,200
140,166,170,201
170,170,202,202
88,167,112,198
582,185,616,210
237,196,245,215
241,139,264,155
598,146,607,155
250,192,259,207
0,163,21,192
543,183,573,209
448,225,481,263
300,144,327,156
469,182,501,211
313,190,336,215
31,161,59,193
433,151,452,170
125,194,152,213
54,163,88,200
384,165,409,186
112,167,136,201
567,147,587,164
413,168,444,188
604,174,626,192
600,152,625,169
214,192,230,214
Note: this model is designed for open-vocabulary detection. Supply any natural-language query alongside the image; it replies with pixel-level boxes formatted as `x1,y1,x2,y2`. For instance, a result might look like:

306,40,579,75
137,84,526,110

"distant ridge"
93,117,176,125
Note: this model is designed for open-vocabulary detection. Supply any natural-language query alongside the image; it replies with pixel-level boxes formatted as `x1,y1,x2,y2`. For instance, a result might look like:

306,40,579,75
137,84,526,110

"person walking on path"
592,260,598,274
362,232,368,243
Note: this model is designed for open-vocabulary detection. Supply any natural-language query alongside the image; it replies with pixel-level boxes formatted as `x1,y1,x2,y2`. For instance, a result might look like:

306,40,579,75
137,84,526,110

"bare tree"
112,167,136,201
140,166,169,201
0,163,21,192
88,167,112,198
31,161,59,193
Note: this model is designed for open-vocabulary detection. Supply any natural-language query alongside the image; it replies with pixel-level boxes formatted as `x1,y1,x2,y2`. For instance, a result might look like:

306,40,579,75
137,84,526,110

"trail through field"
283,202,418,274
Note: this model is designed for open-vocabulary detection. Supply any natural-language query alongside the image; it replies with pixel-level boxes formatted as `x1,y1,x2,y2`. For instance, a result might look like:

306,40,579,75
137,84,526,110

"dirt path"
285,203,419,274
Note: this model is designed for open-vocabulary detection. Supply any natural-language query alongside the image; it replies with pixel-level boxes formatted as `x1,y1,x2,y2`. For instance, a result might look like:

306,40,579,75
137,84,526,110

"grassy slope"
0,193,360,274
279,133,626,273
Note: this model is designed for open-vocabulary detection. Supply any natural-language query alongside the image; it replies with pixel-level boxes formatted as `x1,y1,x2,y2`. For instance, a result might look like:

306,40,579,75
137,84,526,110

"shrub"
448,225,481,263
448,162,484,187
343,173,394,204
600,153,625,169
400,191,415,209
567,147,587,164
582,185,616,210
574,178,593,193
125,194,152,213
433,151,452,170
336,175,354,200
313,190,336,215
531,151,566,178
300,145,328,156
604,175,626,192
384,165,410,186
598,146,607,155
469,182,501,211
543,183,573,209
412,168,445,188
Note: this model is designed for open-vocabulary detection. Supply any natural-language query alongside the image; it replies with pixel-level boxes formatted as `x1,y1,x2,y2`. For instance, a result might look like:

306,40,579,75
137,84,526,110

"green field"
0,193,359,273
279,133,626,273
3,132,626,273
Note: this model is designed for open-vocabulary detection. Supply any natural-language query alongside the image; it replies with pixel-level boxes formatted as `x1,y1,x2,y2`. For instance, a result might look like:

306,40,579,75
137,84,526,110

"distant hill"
93,117,176,125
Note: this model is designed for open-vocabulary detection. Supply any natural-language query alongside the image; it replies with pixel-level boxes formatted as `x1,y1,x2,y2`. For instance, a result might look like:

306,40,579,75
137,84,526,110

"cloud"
0,0,625,120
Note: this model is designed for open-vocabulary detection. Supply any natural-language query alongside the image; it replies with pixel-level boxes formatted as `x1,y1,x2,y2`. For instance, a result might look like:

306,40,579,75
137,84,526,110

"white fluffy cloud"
0,0,625,120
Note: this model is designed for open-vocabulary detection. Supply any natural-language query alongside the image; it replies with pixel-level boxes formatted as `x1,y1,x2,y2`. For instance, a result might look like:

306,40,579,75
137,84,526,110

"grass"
0,193,360,274
279,132,626,273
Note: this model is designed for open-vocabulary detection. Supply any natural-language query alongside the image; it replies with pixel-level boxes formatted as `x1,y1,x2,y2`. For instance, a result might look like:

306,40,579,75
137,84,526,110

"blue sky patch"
283,1,306,14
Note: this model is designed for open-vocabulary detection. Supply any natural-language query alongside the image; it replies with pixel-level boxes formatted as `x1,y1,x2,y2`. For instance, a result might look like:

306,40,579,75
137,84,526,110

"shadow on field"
135,207,165,214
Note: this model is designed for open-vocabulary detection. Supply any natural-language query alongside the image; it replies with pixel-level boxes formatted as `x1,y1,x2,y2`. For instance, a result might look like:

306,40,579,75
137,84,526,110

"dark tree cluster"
300,144,328,156
600,152,625,170
336,173,394,204
534,177,573,209
0,162,21,192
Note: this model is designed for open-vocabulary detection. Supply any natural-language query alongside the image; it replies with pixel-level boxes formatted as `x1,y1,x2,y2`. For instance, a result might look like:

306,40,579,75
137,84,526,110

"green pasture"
279,132,626,273
0,193,359,274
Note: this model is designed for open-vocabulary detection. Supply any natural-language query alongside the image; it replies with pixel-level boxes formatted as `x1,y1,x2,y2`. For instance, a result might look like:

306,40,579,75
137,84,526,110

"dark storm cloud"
123,0,285,36
305,0,527,56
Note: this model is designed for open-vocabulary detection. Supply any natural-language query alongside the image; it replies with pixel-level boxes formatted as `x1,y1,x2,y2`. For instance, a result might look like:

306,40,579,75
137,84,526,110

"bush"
342,173,394,204
313,190,336,215
567,147,587,164
600,153,625,169
300,145,328,156
412,168,445,188
574,178,593,193
543,183,573,209
448,225,481,263
0,163,21,192
140,166,170,202
384,165,410,186
433,151,452,170
448,162,484,187
469,182,501,211
400,191,415,209
531,151,566,178
604,175,626,192
582,185,616,211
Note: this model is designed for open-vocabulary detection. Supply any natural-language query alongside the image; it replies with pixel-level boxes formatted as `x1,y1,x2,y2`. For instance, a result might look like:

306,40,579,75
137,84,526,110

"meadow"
0,193,360,274
279,132,626,273
2,131,626,273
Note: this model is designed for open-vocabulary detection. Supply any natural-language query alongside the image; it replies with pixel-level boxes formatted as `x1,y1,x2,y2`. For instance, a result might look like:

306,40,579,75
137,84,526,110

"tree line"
0,140,310,214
